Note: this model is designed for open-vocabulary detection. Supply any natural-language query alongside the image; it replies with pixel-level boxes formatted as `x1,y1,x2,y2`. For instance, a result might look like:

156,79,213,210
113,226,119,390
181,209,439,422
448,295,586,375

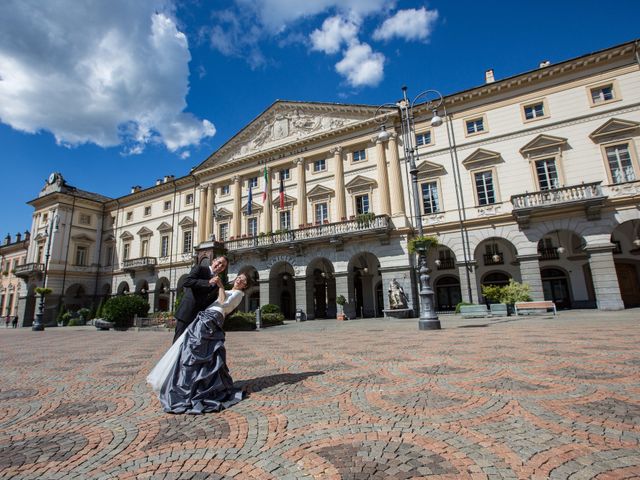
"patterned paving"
1,310,639,479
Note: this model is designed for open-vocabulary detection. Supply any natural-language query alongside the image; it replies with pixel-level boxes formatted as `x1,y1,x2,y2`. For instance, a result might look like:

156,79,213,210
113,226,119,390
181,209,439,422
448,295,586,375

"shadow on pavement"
236,371,325,394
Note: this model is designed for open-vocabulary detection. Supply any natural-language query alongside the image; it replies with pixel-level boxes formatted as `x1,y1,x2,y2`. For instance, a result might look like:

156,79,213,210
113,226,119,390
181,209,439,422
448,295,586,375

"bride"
147,273,249,414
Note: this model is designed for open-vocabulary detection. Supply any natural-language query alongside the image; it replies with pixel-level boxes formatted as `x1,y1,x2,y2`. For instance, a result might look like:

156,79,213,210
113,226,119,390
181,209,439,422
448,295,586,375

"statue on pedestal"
388,279,409,309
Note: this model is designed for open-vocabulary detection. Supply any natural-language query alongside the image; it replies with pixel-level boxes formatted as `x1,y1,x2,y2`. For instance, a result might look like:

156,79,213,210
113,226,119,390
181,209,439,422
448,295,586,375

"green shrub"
408,235,439,254
225,311,256,331
56,305,67,325
61,312,72,326
173,291,184,313
95,299,104,319
481,280,532,305
103,294,150,329
35,287,53,296
262,312,285,326
77,308,91,323
67,318,80,326
455,301,473,313
260,304,281,314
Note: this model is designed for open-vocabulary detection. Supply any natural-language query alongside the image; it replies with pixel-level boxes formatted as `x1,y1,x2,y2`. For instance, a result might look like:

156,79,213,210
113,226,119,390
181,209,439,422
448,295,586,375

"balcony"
538,247,560,261
14,263,45,279
436,258,456,270
122,257,157,273
511,182,606,228
224,215,391,253
483,253,504,266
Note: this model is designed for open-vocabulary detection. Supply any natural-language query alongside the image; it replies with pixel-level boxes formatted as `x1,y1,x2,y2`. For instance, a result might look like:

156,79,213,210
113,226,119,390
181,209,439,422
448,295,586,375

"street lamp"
33,212,58,331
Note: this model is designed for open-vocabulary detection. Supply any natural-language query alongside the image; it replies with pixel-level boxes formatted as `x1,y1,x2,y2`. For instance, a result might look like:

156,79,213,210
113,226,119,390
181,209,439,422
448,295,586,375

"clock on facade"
48,173,57,184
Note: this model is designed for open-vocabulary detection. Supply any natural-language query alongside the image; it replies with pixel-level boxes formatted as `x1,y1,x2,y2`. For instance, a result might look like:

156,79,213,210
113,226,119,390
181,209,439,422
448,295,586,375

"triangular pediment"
307,184,335,199
242,201,263,214
119,230,133,240
520,134,568,155
178,216,194,227
103,234,115,243
214,207,232,219
417,160,447,177
193,101,390,173
345,175,377,192
462,149,504,169
71,233,94,242
156,222,172,232
272,194,297,207
589,118,640,142
136,226,153,237
33,233,47,242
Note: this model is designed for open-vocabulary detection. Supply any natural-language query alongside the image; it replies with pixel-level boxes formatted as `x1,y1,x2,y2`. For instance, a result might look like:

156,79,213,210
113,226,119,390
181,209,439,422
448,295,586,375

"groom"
173,255,229,343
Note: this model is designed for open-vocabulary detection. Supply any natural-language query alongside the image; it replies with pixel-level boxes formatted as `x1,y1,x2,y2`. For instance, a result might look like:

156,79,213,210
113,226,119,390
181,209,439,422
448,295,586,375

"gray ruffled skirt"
159,309,244,414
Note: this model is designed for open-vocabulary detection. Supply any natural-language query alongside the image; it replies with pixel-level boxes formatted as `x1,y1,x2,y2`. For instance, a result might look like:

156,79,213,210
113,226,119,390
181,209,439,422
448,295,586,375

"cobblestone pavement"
1,310,639,479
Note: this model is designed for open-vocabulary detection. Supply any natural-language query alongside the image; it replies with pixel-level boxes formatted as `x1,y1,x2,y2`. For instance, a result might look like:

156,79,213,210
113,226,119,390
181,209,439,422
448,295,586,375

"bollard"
255,308,262,330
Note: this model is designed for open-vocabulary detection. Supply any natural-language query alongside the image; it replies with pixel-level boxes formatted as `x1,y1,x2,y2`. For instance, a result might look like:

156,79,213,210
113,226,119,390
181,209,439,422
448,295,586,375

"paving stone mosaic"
1,309,639,479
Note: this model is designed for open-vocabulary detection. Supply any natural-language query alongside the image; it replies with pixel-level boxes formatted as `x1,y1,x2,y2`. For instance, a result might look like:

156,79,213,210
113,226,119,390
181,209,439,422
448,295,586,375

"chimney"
130,185,142,194
163,175,174,183
4,234,10,245
539,60,551,68
155,179,162,186
15,232,22,242
24,230,30,241
485,69,495,84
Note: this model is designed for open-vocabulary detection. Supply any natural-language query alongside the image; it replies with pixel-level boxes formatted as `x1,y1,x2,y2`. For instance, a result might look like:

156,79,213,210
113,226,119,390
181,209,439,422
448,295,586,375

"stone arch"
268,261,296,320
64,283,89,311
237,265,260,313
346,251,381,318
155,277,171,311
306,257,336,319
117,281,130,295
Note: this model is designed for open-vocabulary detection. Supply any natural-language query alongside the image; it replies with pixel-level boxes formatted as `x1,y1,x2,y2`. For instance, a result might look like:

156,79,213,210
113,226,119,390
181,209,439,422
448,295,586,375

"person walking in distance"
173,256,228,343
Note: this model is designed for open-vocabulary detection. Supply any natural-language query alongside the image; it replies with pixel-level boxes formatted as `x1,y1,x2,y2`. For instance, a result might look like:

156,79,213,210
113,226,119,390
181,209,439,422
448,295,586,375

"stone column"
205,183,214,241
198,187,207,244
387,133,406,218
457,260,478,304
232,176,241,238
295,158,307,228
517,254,544,301
585,245,624,310
263,167,272,234
332,147,347,221
258,279,269,308
373,136,391,217
295,276,308,319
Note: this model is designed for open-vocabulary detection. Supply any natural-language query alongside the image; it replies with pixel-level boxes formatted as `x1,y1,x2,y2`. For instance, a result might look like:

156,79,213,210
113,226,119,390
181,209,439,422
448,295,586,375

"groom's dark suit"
173,265,220,343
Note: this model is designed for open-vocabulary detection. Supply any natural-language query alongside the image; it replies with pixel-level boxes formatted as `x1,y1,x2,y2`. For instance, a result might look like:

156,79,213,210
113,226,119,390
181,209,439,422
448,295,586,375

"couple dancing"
147,256,250,414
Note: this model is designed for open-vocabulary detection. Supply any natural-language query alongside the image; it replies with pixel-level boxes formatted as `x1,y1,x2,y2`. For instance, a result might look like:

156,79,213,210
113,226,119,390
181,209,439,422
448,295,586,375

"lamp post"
33,212,58,331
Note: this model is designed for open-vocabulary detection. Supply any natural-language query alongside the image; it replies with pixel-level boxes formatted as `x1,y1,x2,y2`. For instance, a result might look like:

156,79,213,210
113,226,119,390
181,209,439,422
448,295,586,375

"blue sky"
1,0,639,237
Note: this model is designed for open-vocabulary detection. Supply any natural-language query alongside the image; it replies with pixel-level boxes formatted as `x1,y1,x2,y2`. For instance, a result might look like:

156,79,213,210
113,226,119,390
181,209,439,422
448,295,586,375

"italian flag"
262,165,268,203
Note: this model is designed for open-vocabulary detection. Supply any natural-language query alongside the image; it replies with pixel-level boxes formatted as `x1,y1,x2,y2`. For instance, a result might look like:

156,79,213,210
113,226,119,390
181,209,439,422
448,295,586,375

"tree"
102,294,150,329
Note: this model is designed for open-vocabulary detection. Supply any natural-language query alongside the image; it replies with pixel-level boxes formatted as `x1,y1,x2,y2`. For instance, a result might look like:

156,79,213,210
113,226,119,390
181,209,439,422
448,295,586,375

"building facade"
16,40,640,326
0,233,29,323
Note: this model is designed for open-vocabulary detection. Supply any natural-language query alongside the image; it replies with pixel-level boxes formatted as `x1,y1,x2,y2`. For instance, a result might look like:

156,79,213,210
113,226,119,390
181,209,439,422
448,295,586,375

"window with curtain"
474,170,496,205
421,181,440,214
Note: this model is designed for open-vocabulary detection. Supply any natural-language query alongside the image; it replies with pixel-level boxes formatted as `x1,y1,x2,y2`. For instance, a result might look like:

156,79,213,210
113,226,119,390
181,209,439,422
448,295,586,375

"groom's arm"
182,266,215,290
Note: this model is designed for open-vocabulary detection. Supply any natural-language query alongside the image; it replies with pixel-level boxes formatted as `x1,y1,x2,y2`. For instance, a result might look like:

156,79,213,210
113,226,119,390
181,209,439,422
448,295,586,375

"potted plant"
336,295,347,321
481,280,532,315
35,287,53,296
408,235,439,254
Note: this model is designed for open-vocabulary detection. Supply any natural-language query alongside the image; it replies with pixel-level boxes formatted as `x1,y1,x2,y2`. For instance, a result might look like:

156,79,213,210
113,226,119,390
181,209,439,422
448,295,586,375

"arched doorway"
480,272,511,306
435,276,462,311
348,252,380,318
155,278,171,311
65,284,87,311
541,268,572,309
306,258,336,319
117,281,130,295
136,279,149,302
269,262,296,320
238,266,260,313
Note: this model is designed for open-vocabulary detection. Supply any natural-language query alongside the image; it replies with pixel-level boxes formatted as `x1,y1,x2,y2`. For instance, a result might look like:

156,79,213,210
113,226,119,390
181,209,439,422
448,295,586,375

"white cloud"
0,0,215,153
372,7,438,42
335,42,385,87
310,16,359,54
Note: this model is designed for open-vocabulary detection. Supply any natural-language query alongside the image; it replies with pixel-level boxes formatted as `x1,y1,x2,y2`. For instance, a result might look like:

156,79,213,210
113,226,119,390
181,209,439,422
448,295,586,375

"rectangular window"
140,239,149,257
248,177,258,188
466,117,485,135
42,213,48,224
279,169,290,180
421,181,440,214
126,211,133,222
352,149,366,162
106,246,113,266
160,235,169,257
279,210,291,230
247,217,258,237
591,84,614,104
313,159,326,172
474,170,496,205
163,200,172,211
221,185,230,195
535,158,560,190
219,223,229,242
182,231,192,253
123,243,130,260
79,213,91,225
524,102,545,120
315,202,328,223
144,206,152,216
37,245,44,264
185,193,194,205
75,246,87,266
355,194,370,214
416,131,432,147
606,144,635,184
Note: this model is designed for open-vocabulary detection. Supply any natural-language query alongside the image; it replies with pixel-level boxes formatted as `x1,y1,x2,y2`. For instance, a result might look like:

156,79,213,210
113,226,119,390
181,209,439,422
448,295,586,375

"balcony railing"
511,182,604,209
224,215,391,251
122,257,157,272
483,253,504,266
538,247,559,261
436,258,456,270
14,263,45,278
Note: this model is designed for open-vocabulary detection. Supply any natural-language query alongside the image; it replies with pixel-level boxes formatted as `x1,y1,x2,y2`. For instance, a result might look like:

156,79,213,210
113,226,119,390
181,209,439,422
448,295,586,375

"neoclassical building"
0,233,29,321
16,40,640,326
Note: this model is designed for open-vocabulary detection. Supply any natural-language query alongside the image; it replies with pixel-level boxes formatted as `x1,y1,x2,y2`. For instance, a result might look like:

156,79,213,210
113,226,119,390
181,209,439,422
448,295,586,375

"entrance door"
435,276,462,311
541,268,571,309
615,263,640,308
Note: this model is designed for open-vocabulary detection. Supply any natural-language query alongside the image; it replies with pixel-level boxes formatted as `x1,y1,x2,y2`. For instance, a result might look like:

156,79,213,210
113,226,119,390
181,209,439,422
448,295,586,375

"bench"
514,301,556,316
94,319,115,330
489,303,509,317
459,305,490,318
